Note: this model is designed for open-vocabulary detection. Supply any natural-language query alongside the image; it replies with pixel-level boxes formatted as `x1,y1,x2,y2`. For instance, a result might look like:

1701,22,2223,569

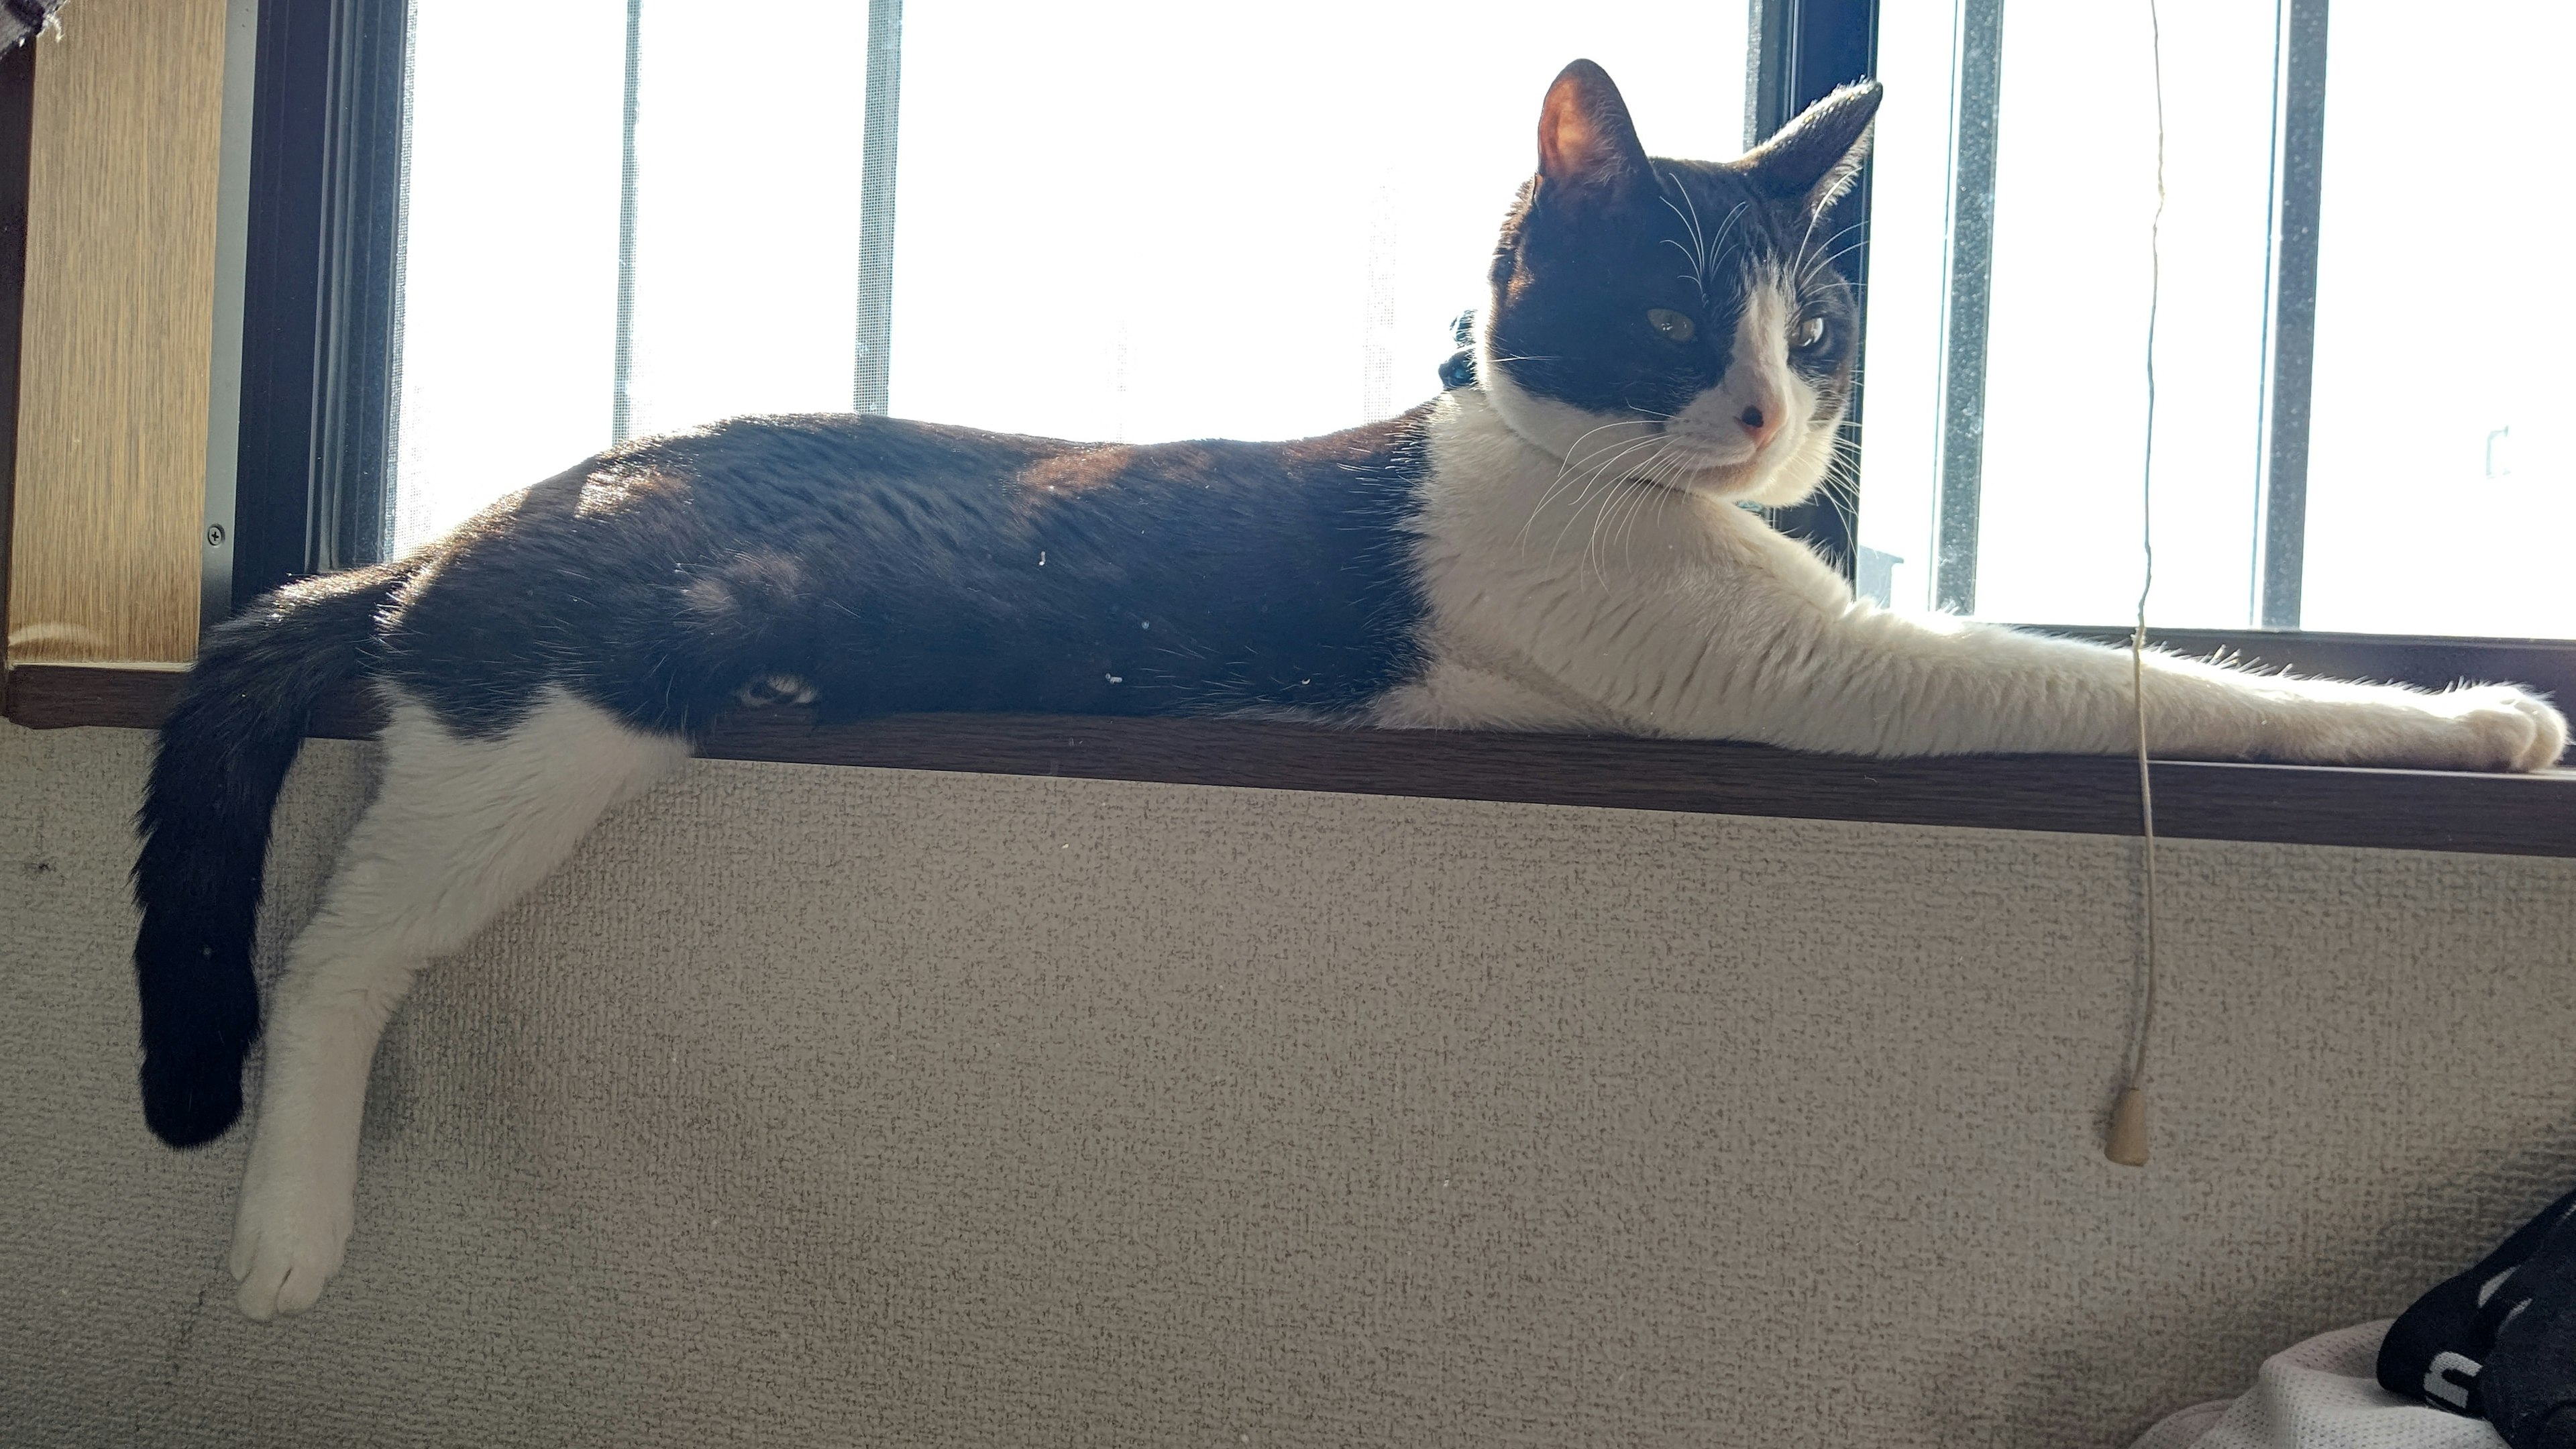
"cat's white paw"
2441,685,2570,772
227,1172,352,1322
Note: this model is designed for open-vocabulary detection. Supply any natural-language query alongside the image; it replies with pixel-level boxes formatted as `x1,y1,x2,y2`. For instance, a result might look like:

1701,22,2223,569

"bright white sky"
398,1,2569,639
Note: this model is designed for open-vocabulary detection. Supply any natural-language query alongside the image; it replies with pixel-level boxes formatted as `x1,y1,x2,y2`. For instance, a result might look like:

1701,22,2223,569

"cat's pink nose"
1737,404,1780,447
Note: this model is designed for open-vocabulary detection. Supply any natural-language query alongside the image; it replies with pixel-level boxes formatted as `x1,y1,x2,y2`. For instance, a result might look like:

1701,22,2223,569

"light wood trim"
6,1,229,663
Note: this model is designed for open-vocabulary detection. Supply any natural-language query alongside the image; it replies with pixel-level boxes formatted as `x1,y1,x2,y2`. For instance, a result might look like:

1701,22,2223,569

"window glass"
394,1,624,551
1859,0,2575,640
1860,1,2279,629
2300,3,2576,637
392,1,1748,553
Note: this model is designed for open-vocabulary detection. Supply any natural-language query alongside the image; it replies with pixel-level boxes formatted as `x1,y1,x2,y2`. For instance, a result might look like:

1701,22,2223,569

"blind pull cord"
2106,0,2169,1169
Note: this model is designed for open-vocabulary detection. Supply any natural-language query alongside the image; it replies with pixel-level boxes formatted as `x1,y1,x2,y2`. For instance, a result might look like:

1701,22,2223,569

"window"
374,0,1754,553
223,0,2576,704
1857,0,2576,643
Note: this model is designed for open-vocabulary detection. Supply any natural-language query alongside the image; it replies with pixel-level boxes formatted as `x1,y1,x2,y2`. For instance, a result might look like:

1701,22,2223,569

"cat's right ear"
1739,80,1884,217
1537,60,1651,203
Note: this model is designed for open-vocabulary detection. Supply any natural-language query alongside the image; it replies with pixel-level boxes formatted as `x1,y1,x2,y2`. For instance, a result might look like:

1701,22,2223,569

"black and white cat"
134,61,2566,1322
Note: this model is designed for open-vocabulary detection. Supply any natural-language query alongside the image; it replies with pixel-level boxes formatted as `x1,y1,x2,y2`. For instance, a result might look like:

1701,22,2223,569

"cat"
132,60,2566,1322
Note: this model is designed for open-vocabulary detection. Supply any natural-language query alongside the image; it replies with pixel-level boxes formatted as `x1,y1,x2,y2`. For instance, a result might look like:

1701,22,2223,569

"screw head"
206,524,225,547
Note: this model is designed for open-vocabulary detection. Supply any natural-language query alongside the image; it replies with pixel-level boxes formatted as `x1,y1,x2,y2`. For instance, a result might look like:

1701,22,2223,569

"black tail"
132,563,411,1148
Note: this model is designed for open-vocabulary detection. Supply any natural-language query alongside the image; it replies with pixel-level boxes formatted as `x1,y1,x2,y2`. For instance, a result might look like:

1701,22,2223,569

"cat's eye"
1646,308,1697,344
1792,315,1827,350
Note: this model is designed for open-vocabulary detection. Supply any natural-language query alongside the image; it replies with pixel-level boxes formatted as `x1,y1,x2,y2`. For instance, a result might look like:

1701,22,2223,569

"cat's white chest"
1381,390,1817,734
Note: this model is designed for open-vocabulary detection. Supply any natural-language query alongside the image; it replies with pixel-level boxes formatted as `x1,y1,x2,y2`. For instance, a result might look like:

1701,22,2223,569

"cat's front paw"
227,1171,352,1322
2445,685,2570,772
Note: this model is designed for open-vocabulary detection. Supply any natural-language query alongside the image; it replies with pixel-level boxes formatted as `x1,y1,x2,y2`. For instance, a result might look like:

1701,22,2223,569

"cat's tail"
132,561,412,1148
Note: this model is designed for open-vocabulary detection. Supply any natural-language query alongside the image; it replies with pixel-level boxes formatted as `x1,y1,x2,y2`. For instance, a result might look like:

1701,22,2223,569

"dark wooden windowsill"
7,661,2573,859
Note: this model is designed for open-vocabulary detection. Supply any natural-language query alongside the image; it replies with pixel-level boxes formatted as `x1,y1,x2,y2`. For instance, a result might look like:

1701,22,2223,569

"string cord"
2126,0,2168,1096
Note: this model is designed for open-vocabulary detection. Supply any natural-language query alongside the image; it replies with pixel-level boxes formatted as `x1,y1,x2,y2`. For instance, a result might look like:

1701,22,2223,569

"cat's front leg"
1592,522,2565,768
1699,599,2567,769
2219,676,2567,771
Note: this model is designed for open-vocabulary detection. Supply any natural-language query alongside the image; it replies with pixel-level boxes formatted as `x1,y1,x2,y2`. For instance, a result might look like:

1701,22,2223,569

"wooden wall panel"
7,1,227,663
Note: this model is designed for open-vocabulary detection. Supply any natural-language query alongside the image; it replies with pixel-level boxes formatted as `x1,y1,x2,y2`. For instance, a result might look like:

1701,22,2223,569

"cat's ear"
1740,80,1883,216
1536,59,1652,202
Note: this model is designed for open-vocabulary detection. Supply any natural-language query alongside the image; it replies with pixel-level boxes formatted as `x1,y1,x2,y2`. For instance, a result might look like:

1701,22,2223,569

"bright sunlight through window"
392,0,1750,552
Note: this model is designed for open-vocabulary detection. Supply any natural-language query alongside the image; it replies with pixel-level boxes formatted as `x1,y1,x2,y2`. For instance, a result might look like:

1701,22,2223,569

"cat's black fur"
1486,75,1873,430
382,409,1435,739
132,60,1884,1148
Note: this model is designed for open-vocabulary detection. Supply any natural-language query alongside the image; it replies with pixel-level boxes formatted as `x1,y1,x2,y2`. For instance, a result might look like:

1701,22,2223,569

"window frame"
208,0,2576,712
224,0,406,610
0,38,29,659
1748,0,1878,578
1846,0,2575,699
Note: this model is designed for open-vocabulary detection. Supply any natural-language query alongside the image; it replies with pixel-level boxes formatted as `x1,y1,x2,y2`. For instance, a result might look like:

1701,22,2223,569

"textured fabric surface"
2137,1400,2243,1449
5,720,2576,1447
2129,1322,2506,1449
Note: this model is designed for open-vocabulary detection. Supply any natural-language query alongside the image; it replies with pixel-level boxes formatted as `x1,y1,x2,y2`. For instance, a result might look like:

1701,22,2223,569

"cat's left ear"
1536,59,1652,202
1740,80,1884,216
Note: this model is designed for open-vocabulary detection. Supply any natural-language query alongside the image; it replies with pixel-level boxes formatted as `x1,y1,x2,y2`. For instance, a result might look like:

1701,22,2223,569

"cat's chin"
1639,439,1760,496
1641,445,1823,508
1642,460,1760,502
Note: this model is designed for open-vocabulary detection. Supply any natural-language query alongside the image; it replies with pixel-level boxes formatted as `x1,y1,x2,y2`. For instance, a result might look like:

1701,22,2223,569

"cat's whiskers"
1708,201,1751,279
1799,242,1870,289
1658,179,1713,307
1795,218,1868,280
1794,432,1865,541
1551,433,1668,531
1601,440,1695,585
1582,449,1655,586
1788,210,1872,303
1713,199,1750,242
1540,433,1669,566
1516,419,1663,549
1562,428,1709,586
1604,441,1684,579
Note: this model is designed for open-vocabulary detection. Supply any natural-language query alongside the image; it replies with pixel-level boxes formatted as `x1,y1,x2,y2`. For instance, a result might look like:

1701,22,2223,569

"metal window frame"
225,0,409,614
2251,0,2328,629
1929,0,2002,615
611,0,641,445
1748,0,1880,580
851,0,902,415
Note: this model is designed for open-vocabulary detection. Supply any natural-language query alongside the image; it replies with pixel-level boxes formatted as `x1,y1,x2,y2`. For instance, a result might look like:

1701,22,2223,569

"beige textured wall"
7,0,228,663
4,720,2575,1447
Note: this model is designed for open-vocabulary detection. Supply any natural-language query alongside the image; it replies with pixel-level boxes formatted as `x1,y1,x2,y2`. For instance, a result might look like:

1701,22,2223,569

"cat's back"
616,406,1429,539
380,405,1442,734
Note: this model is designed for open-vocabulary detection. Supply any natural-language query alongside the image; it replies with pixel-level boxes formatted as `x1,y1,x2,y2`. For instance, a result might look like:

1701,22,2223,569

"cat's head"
1477,60,1882,508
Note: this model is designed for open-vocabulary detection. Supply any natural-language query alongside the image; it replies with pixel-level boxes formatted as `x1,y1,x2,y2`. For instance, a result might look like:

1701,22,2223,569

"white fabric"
2133,1322,2506,1449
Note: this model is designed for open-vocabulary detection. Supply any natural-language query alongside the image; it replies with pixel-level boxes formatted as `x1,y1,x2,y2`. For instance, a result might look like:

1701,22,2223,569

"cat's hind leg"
229,686,688,1321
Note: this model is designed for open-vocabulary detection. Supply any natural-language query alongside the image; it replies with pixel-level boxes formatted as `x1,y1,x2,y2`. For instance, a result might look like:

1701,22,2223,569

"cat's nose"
1737,404,1780,447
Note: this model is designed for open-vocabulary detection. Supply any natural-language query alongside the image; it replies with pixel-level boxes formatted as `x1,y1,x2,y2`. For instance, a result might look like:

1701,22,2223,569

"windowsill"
6,660,2572,860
